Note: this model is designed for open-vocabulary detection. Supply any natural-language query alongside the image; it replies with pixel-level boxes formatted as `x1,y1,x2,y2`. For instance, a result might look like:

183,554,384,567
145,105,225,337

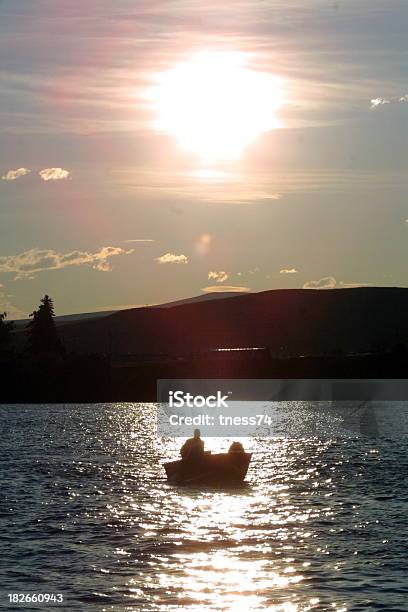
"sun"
148,51,284,163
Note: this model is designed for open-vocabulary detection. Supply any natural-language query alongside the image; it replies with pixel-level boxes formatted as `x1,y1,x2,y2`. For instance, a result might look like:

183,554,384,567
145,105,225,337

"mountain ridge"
50,286,408,357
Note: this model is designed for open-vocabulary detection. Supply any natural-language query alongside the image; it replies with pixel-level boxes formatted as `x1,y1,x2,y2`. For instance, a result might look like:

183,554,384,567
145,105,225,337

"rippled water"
1,403,407,611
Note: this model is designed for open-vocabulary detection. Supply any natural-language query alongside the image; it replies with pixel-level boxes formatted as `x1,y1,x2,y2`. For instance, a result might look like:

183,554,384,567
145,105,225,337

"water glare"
0,403,407,610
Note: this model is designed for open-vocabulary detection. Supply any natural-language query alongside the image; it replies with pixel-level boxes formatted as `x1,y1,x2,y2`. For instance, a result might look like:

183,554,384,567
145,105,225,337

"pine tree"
25,295,64,357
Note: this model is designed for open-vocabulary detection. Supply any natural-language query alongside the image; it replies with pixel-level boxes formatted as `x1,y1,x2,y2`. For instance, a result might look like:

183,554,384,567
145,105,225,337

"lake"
0,403,407,610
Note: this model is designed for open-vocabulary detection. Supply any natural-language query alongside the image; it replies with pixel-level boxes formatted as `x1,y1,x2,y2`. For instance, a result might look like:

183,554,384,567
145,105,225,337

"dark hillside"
49,287,408,357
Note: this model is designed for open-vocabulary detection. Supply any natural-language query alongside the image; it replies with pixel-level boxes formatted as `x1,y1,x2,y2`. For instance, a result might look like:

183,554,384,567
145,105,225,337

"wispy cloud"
2,167,31,181
208,270,229,283
1,0,407,139
0,246,133,280
156,252,188,264
303,276,337,289
370,97,390,109
124,239,155,243
370,94,408,109
2,167,72,181
0,288,26,319
280,268,298,274
303,276,371,289
39,167,70,181
339,281,372,289
202,285,250,293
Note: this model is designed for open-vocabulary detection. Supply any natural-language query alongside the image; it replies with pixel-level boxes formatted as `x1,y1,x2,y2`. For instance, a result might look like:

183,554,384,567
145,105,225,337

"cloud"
0,246,133,280
124,239,154,243
2,167,72,181
370,97,390,109
303,276,371,289
2,167,31,181
303,276,337,289
202,285,251,293
39,167,70,181
208,270,229,283
0,289,26,319
156,252,188,264
370,94,408,109
280,268,298,274
1,0,406,139
338,281,372,288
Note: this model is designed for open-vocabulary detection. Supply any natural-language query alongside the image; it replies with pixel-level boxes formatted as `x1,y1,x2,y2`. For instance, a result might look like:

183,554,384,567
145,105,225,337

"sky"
0,0,407,318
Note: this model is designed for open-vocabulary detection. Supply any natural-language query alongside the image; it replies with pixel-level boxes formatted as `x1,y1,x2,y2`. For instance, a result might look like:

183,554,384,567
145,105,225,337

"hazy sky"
1,0,407,318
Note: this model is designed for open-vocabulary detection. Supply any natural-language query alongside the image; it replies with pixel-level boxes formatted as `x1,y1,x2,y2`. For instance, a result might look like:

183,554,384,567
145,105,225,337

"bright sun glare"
149,51,284,163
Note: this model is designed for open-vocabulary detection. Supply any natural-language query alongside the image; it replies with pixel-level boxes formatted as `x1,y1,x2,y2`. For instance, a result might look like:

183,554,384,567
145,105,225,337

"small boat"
164,451,252,486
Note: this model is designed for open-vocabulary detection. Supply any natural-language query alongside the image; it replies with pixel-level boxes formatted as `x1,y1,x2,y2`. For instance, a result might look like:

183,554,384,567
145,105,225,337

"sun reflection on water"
98,407,350,609
7,403,406,610
127,428,326,610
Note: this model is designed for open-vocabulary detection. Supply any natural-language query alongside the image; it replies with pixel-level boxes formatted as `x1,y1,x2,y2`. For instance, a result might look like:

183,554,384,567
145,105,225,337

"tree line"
0,294,64,358
0,295,111,402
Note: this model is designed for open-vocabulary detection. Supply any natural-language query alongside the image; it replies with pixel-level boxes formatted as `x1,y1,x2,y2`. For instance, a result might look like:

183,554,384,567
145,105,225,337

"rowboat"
164,451,252,486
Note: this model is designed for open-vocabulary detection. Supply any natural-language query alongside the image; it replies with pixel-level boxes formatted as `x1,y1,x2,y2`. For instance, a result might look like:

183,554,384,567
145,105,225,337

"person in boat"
180,429,205,459
228,441,245,453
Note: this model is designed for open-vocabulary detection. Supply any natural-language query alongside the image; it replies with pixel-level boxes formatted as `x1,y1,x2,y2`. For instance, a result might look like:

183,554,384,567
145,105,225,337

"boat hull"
164,452,252,486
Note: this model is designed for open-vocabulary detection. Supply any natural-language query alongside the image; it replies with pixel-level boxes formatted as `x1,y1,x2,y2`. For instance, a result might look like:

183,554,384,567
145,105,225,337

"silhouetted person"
228,441,245,453
180,429,204,459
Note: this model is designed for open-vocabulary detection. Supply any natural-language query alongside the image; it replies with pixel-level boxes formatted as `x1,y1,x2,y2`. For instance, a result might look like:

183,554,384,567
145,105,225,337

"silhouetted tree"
25,295,64,357
0,312,14,355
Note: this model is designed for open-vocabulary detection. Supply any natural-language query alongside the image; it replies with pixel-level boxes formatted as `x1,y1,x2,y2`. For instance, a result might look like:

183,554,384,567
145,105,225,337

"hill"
11,292,238,329
149,291,242,309
50,287,408,357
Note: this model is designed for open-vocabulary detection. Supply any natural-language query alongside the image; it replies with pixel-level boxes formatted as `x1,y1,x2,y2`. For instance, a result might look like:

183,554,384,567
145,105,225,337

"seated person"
180,429,205,459
228,441,245,453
